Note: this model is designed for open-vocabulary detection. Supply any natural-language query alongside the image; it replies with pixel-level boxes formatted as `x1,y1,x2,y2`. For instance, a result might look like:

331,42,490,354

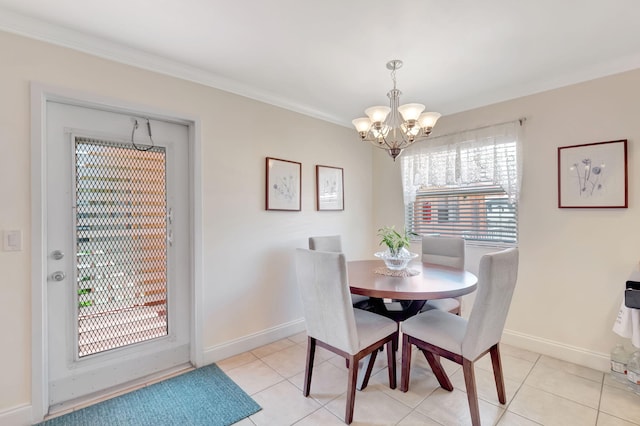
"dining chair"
400,247,519,426
295,249,398,424
308,235,369,307
420,235,466,315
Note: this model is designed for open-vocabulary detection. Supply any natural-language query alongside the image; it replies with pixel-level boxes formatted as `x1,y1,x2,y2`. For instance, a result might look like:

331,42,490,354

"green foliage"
377,226,418,256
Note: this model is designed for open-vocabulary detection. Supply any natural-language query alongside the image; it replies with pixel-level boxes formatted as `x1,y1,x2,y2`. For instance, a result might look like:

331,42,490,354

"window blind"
406,185,517,244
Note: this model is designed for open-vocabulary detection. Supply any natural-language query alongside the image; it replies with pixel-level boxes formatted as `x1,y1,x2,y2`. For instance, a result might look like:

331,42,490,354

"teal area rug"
39,364,261,426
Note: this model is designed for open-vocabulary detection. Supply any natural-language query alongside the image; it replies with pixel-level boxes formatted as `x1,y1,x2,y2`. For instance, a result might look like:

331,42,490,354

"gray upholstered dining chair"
400,248,519,426
308,235,369,307
420,235,465,315
295,249,398,424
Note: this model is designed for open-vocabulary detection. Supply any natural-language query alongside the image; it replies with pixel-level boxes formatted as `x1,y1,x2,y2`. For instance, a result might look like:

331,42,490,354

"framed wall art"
316,165,344,211
557,139,627,208
266,157,301,211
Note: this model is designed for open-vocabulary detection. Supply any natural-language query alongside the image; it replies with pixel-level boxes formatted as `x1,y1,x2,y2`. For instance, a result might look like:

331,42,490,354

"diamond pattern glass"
74,137,168,357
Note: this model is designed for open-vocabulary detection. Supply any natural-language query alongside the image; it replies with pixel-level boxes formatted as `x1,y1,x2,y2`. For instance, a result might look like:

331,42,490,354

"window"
74,137,168,357
401,121,522,245
406,184,517,243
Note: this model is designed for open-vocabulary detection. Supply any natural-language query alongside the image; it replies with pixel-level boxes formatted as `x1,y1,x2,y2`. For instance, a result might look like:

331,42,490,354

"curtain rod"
429,117,526,140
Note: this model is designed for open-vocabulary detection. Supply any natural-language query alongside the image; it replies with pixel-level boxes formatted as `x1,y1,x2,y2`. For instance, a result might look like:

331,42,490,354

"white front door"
45,100,192,411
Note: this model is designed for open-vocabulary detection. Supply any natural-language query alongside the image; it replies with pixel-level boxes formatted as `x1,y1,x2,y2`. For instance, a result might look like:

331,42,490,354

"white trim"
0,403,31,426
30,82,202,422
202,319,306,365
502,328,609,372
0,8,344,127
190,113,204,367
30,83,48,423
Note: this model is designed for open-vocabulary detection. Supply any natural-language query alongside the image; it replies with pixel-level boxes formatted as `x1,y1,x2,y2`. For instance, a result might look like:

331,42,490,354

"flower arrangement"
377,226,418,257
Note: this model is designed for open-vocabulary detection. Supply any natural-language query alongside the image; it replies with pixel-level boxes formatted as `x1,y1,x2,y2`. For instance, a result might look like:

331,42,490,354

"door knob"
51,271,66,281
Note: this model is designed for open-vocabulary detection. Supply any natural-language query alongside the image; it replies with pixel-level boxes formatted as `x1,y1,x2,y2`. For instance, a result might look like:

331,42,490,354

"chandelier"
352,60,441,161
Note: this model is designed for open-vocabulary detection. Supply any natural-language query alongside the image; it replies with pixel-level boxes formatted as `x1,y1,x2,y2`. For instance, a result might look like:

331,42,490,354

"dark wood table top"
348,259,478,301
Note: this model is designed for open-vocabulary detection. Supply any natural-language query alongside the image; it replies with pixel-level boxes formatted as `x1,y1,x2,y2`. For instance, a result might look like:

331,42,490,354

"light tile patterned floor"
219,332,640,426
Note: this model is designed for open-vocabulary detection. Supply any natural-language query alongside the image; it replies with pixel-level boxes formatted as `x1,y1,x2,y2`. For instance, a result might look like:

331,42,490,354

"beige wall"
3,26,640,421
0,30,374,420
374,68,640,369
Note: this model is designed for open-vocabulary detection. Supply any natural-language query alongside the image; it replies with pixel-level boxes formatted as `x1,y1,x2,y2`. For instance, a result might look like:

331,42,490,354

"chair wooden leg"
489,344,506,404
386,338,396,389
423,350,453,391
303,337,316,397
400,333,412,392
359,347,378,391
462,358,481,426
345,355,358,424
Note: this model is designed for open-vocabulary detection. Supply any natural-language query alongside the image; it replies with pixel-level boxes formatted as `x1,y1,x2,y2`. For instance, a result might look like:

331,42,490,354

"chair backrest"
422,236,465,269
295,249,359,354
462,248,519,359
308,235,342,252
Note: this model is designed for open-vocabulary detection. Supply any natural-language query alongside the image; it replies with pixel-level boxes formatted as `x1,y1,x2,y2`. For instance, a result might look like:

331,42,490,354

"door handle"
51,250,64,260
51,271,66,281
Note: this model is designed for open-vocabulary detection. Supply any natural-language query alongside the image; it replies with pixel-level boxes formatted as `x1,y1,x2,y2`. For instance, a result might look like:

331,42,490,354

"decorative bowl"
374,248,419,271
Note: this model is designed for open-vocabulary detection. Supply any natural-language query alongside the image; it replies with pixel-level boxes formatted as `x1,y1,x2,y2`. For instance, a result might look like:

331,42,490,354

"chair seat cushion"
353,309,397,351
401,310,467,355
422,298,460,313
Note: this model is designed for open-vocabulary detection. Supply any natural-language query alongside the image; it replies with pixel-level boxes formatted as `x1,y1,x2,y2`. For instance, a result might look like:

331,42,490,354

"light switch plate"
3,230,22,251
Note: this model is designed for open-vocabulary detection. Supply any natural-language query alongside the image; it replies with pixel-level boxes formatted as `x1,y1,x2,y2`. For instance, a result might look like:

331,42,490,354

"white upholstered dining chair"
420,235,465,315
295,249,398,424
400,247,519,426
308,235,369,306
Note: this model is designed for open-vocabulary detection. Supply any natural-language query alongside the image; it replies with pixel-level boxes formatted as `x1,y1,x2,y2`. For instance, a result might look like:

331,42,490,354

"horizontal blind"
74,137,168,357
406,185,517,244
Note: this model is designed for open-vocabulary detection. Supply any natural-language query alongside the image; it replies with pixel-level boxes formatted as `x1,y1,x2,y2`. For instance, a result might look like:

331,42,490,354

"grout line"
235,335,640,425
594,371,605,425
490,351,541,425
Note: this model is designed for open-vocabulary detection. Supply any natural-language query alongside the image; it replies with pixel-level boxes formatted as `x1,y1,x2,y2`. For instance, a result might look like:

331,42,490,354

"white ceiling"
1,0,640,127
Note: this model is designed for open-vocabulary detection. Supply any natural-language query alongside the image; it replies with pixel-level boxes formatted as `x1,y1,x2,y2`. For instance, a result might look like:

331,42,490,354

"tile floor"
218,332,640,426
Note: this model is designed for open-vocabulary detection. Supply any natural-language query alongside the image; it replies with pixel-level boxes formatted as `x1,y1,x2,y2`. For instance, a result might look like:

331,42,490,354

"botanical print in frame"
558,139,627,208
316,165,344,211
266,157,301,211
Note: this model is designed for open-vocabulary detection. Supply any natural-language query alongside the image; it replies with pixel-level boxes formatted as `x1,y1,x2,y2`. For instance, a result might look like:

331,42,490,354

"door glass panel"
74,137,168,357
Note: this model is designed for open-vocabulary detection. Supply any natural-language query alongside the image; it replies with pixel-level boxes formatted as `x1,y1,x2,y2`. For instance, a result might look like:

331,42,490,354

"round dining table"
348,259,478,322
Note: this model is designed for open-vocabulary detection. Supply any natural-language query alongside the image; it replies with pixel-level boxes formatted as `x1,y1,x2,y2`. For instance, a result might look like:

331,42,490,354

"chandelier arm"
361,133,395,151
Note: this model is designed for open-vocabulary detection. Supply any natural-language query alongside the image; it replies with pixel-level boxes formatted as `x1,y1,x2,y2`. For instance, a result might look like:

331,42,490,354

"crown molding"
0,7,348,127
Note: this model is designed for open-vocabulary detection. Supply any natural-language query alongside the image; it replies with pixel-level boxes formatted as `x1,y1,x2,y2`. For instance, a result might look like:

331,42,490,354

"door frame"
30,82,203,422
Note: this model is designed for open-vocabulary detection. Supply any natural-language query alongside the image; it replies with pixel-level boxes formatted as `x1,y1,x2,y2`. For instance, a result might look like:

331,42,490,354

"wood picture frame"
316,165,344,211
558,139,628,208
266,157,301,211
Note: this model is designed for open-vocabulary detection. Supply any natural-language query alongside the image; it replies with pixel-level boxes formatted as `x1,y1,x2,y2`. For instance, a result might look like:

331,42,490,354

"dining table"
348,259,478,321
347,259,478,389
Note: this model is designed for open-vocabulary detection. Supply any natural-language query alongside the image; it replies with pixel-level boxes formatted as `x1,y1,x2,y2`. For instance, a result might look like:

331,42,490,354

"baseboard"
202,318,306,365
502,328,610,372
0,403,32,426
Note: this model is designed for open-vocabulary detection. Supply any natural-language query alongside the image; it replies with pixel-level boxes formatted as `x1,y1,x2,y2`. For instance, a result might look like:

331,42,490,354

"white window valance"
400,120,523,205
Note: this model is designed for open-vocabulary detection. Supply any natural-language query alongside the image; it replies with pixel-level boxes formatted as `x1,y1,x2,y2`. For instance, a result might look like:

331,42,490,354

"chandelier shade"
352,60,441,160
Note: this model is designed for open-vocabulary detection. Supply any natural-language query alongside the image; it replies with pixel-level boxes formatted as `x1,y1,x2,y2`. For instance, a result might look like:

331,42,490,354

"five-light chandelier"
352,60,441,161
